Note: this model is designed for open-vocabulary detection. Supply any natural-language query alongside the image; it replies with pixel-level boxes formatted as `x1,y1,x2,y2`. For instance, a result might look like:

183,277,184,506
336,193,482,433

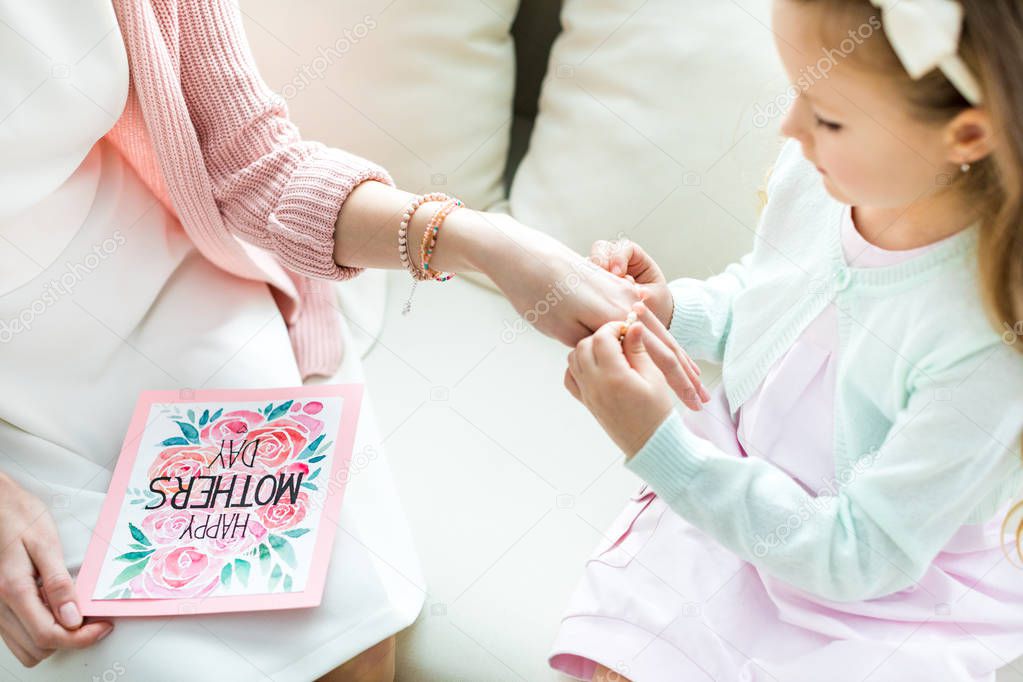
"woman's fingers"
22,529,80,630
1,628,41,668
637,324,704,411
0,604,51,666
0,551,111,653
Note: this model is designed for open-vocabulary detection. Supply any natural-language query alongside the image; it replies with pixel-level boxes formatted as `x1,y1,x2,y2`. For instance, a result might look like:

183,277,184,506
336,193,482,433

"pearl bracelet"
398,192,451,282
397,193,462,315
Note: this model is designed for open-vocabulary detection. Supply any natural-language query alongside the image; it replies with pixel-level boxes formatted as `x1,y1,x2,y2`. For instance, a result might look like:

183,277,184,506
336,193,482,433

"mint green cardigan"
626,140,1023,602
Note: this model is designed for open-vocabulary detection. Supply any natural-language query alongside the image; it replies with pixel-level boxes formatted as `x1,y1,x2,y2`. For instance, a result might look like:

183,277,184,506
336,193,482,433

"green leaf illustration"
187,409,196,424
265,400,294,422
234,558,250,587
220,562,232,588
282,528,310,538
114,549,155,562
301,482,318,491
200,409,210,426
112,557,149,586
283,575,293,592
176,421,199,443
299,434,325,460
128,522,151,546
258,543,271,574
307,455,326,464
161,437,189,447
268,534,297,568
211,408,223,421
268,564,283,591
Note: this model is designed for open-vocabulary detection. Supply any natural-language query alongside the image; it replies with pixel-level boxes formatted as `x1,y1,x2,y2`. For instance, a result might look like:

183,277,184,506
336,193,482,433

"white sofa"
240,1,1023,679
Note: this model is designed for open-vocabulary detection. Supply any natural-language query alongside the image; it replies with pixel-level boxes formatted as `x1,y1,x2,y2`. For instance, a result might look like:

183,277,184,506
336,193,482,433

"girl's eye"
814,114,843,132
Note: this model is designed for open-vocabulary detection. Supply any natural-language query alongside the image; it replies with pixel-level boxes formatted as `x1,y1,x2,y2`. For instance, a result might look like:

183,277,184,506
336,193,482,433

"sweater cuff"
625,411,707,501
269,145,395,282
667,281,709,352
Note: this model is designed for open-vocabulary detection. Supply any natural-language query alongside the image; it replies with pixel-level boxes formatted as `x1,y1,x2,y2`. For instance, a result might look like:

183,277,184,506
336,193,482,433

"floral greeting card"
75,385,363,616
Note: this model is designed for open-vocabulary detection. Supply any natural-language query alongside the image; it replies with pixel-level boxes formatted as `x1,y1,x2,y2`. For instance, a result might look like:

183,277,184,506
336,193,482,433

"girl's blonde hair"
788,0,1023,562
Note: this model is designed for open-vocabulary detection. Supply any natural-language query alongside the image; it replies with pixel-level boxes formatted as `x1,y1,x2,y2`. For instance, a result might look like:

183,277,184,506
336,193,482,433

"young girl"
553,1,1023,680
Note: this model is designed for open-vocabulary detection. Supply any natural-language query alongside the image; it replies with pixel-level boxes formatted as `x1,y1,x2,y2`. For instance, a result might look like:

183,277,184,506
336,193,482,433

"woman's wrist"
425,206,504,276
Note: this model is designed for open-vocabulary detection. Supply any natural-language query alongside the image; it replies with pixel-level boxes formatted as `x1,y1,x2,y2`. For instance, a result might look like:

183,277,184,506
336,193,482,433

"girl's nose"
779,100,806,142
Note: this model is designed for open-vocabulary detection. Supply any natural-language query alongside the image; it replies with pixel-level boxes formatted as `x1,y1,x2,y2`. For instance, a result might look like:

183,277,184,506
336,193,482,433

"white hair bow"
869,0,983,104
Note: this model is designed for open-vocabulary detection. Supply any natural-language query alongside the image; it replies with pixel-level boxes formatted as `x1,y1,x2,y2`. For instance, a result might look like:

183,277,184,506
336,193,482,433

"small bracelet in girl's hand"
618,310,639,343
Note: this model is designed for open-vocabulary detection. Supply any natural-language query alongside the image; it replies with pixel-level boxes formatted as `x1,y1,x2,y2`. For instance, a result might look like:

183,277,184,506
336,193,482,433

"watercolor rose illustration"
105,400,333,600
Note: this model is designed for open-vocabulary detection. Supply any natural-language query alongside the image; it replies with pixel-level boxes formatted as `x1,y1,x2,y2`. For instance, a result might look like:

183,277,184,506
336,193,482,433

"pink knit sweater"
104,0,394,378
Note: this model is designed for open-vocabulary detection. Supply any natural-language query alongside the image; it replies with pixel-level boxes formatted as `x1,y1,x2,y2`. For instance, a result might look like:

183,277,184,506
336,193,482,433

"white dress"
0,3,425,680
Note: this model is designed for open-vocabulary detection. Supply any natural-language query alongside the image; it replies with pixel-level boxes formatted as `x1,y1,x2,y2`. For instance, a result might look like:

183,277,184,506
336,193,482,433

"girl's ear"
944,108,996,166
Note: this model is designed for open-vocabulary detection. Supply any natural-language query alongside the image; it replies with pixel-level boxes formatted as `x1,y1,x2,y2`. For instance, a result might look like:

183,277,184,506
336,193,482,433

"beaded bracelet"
397,193,462,315
398,192,451,282
618,310,638,343
419,198,462,283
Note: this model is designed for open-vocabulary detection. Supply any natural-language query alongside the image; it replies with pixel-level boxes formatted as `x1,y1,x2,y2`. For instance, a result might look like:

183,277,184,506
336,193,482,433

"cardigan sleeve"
666,252,753,363
174,0,394,281
625,340,1023,602
667,140,807,362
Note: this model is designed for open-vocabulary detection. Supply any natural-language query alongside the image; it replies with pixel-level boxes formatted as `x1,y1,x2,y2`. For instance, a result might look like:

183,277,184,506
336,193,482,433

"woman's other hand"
0,472,112,667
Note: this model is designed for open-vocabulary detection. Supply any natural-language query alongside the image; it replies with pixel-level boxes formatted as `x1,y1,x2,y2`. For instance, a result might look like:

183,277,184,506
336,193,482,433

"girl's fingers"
632,303,709,402
589,240,613,271
638,325,703,411
576,336,599,373
592,321,630,368
563,368,582,401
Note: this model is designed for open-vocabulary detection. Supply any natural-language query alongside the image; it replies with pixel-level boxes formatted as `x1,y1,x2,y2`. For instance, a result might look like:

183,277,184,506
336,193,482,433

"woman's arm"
172,0,646,346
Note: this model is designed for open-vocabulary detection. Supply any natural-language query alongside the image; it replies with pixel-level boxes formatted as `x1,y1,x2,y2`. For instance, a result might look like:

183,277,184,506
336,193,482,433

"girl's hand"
589,239,674,328
0,473,113,667
565,304,709,456
565,319,678,458
472,215,645,346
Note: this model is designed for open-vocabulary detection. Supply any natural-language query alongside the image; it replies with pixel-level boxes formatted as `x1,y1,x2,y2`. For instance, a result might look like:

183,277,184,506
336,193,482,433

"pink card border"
75,384,363,616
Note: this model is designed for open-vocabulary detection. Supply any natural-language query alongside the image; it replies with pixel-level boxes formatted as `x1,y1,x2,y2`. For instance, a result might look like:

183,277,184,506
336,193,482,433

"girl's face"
771,0,954,208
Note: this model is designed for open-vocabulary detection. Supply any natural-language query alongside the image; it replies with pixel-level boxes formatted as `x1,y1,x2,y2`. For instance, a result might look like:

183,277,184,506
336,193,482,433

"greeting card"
75,385,363,616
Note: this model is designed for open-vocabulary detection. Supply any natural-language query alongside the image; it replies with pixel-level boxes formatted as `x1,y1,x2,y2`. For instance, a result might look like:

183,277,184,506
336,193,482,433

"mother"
0,1,661,680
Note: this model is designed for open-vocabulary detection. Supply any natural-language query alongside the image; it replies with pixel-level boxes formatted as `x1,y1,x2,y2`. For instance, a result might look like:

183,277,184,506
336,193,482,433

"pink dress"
548,207,1023,682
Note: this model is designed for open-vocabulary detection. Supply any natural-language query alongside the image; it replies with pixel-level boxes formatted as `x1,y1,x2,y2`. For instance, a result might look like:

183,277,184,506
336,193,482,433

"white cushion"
507,0,787,280
241,0,517,210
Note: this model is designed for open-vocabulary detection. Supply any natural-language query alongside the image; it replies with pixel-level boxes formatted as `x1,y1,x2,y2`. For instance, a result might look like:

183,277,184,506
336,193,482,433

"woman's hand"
469,214,645,346
564,306,707,457
589,238,674,328
0,473,112,667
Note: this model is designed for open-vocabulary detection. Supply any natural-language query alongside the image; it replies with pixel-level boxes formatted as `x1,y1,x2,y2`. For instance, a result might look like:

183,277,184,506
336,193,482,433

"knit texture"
629,139,1023,602
104,0,394,378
